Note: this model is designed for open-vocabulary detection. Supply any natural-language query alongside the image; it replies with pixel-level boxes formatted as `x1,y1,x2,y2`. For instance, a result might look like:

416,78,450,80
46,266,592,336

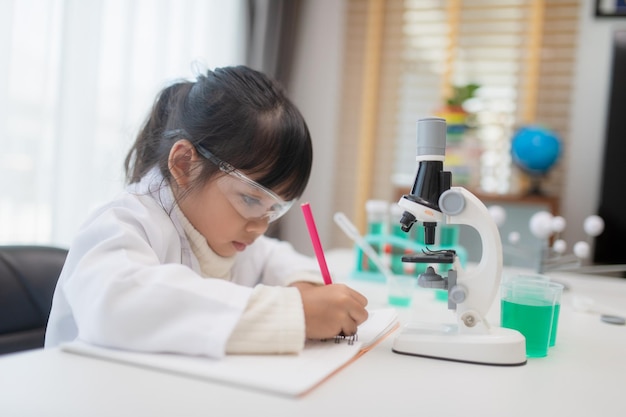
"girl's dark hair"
124,65,313,200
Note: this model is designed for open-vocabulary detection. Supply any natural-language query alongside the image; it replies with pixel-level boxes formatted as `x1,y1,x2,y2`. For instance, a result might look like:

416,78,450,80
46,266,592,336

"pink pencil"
301,202,333,285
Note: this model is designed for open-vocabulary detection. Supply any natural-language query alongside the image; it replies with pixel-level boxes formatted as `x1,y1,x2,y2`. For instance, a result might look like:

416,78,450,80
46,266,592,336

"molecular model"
488,206,613,274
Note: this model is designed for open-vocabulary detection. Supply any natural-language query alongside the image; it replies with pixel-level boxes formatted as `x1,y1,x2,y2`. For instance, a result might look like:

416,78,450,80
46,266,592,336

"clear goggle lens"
215,172,294,222
169,137,294,223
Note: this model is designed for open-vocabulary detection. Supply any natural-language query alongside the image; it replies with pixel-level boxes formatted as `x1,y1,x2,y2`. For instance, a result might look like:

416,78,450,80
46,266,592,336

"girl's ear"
168,139,199,188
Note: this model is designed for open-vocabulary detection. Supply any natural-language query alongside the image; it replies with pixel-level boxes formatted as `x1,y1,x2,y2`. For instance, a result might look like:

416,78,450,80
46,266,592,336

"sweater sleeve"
225,284,305,354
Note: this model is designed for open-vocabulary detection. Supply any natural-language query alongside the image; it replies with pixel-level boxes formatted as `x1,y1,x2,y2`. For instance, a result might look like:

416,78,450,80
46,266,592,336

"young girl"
45,65,368,358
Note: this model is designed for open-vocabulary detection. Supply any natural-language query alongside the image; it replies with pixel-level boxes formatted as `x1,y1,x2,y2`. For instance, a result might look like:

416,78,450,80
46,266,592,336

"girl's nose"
245,216,270,234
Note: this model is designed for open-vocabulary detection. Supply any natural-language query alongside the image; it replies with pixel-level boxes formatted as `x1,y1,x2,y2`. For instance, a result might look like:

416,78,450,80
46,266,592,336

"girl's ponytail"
124,80,192,183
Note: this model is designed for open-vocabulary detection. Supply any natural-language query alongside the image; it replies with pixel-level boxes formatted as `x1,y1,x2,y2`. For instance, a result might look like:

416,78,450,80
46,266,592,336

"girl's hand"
293,283,369,340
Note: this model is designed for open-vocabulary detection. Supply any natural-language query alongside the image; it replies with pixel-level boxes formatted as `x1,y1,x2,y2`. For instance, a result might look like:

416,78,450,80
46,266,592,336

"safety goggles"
195,144,294,222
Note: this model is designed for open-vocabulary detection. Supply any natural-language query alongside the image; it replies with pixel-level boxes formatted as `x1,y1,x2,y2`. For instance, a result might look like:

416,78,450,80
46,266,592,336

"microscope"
391,117,526,366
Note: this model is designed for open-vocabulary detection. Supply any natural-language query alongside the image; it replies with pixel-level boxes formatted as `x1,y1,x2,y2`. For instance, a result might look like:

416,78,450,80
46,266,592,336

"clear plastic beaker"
500,280,563,357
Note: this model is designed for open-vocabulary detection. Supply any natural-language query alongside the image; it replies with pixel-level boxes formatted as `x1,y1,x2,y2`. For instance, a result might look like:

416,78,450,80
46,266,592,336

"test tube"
365,200,389,235
364,200,389,274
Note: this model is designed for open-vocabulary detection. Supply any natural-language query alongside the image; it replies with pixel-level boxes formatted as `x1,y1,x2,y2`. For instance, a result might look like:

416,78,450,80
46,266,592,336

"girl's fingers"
349,305,369,326
340,320,359,337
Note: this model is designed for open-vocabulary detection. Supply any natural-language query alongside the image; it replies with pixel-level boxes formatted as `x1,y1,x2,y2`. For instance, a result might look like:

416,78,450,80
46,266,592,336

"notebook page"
61,308,398,397
357,308,399,348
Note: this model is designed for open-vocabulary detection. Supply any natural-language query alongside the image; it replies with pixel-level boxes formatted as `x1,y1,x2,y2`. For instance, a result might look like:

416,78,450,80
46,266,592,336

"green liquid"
388,295,412,307
501,299,554,358
368,223,383,235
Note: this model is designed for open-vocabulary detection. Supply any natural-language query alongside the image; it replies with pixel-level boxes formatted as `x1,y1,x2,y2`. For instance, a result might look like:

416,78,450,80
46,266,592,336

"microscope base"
392,322,527,366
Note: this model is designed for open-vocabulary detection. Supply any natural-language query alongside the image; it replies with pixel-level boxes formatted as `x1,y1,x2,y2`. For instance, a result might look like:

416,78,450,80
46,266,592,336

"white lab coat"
45,169,319,358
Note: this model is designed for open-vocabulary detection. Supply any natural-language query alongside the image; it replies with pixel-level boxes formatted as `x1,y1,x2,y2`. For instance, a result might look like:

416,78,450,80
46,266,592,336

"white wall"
285,0,626,259
282,0,346,256
561,4,626,250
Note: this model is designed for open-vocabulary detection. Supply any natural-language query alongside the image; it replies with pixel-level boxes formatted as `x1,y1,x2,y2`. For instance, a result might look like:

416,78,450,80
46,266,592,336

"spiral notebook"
62,308,399,397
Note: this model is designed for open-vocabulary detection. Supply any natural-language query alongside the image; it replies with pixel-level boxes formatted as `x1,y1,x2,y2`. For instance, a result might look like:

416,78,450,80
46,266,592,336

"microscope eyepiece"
407,118,450,211
397,118,449,241
416,117,447,158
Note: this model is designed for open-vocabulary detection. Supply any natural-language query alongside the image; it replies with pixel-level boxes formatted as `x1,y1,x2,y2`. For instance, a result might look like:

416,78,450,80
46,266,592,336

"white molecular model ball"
573,241,590,259
488,205,506,227
552,239,567,254
583,215,605,237
529,211,554,240
508,231,521,245
551,216,566,233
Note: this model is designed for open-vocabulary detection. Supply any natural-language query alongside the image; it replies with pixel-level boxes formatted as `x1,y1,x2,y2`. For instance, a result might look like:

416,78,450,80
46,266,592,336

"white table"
1,249,625,417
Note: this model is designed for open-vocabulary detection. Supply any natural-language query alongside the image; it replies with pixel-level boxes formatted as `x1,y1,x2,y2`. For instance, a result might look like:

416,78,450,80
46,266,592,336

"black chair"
0,245,68,355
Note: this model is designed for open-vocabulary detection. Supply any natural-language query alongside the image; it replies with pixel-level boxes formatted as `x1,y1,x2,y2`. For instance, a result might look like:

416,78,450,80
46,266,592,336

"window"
0,0,246,246
332,0,580,242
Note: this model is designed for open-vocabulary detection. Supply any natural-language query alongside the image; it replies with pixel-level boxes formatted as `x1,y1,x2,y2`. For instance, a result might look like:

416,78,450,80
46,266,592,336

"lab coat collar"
127,167,199,272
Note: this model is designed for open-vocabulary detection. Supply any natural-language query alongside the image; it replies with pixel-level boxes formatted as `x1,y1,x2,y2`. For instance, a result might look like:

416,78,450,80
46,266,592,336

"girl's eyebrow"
235,182,270,200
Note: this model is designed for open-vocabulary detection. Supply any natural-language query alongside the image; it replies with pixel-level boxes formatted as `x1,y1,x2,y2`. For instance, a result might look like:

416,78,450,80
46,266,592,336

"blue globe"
511,126,561,176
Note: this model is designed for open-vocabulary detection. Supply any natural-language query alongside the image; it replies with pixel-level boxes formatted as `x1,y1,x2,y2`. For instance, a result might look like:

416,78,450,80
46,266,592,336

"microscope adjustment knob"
449,285,467,304
460,312,478,328
439,190,465,216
